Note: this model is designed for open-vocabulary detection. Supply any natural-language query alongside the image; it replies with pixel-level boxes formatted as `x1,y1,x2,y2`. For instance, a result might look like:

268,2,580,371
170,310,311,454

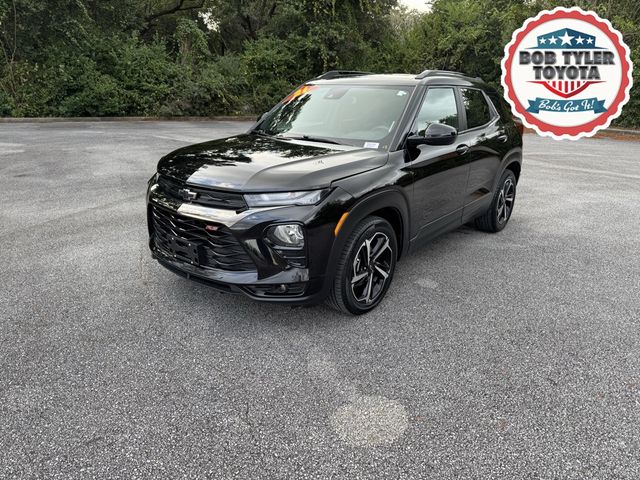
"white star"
539,37,546,44
575,36,584,44
587,37,594,44
559,31,574,45
548,36,557,45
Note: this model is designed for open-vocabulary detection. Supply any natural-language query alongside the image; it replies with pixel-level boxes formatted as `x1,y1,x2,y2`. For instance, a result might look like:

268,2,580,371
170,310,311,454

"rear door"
456,87,506,218
406,86,470,239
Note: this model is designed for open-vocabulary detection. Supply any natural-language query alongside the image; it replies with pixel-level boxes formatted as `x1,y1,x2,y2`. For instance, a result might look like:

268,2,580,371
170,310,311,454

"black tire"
474,169,517,233
327,216,397,315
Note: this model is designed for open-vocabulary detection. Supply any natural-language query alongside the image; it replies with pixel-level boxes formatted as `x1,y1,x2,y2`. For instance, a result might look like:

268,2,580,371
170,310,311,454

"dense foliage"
0,0,638,126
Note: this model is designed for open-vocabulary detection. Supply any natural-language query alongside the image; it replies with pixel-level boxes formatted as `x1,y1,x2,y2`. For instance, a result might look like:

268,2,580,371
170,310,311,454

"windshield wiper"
277,134,342,145
252,129,272,137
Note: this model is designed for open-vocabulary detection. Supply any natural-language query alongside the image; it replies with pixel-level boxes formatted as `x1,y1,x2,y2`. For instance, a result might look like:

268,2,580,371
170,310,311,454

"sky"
399,0,431,12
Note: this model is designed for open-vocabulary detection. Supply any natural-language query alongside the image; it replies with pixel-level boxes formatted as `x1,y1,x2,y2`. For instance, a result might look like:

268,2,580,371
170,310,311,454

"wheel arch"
505,159,521,183
325,188,410,284
369,206,406,260
493,149,522,192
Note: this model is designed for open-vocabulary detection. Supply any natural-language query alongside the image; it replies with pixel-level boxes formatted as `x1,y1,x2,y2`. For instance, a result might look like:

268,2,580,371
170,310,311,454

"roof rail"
415,69,481,81
313,70,373,80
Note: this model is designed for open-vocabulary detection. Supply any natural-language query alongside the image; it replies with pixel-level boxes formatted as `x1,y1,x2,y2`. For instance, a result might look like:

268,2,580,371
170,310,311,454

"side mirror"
406,123,458,148
424,123,458,145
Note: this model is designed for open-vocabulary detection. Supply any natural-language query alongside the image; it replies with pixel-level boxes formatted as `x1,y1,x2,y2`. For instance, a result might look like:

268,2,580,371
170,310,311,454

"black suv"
147,70,523,314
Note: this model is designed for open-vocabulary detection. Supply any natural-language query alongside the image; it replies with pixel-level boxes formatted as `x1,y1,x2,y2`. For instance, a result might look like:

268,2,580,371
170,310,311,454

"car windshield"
257,84,414,148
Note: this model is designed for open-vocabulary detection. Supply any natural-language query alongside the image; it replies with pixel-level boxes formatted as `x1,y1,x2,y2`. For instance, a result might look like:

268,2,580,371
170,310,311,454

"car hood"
157,134,388,192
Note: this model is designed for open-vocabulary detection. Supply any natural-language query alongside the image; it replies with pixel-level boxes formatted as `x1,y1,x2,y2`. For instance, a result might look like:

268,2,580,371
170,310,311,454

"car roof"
310,71,486,88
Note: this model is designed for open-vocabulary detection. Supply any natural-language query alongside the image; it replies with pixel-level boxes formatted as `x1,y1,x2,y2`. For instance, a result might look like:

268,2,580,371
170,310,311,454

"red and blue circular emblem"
502,7,633,140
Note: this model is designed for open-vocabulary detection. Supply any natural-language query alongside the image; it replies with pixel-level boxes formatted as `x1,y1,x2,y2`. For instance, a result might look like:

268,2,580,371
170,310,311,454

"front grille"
157,175,247,210
151,206,255,272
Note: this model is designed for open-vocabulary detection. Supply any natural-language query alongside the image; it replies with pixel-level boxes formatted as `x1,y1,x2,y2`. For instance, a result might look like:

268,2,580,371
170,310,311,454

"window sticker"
283,85,317,104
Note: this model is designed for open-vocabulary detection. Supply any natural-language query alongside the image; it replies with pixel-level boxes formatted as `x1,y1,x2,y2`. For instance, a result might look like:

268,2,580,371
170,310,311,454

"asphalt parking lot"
1,121,639,479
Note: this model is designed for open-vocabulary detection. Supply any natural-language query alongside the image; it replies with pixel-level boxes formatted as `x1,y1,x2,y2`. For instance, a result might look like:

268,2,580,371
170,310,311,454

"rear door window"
460,88,493,129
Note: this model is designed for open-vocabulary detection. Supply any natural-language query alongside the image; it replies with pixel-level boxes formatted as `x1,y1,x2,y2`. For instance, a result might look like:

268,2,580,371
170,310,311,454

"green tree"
0,0,637,125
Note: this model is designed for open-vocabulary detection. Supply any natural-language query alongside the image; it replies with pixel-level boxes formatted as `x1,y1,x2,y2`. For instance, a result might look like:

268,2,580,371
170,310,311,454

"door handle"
456,144,469,155
497,134,508,143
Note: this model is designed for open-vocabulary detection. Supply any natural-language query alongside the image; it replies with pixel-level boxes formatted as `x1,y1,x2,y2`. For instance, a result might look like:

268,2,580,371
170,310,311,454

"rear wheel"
327,216,397,315
474,169,517,233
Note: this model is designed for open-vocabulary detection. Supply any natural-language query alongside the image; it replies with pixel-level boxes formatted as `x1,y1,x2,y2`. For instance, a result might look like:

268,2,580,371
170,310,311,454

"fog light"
270,224,305,247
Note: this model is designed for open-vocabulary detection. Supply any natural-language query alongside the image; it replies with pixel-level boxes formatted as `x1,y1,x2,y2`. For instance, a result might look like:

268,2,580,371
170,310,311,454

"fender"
321,187,411,289
492,147,523,192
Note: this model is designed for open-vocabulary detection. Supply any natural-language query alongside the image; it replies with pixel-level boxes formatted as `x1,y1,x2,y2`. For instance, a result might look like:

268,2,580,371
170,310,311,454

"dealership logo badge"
502,7,633,140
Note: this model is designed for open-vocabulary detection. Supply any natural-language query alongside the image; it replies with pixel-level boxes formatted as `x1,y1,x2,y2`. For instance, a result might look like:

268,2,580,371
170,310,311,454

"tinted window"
487,91,510,120
461,88,492,129
414,88,459,134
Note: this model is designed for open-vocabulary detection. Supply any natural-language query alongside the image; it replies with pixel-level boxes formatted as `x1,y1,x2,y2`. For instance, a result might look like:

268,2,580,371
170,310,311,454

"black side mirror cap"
424,123,458,145
407,123,458,148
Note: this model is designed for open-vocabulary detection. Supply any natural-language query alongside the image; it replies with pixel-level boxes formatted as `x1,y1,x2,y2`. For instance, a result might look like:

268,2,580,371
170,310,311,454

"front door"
406,87,470,240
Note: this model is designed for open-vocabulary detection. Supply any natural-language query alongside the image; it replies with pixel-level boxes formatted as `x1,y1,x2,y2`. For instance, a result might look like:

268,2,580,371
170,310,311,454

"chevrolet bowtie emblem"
178,188,198,201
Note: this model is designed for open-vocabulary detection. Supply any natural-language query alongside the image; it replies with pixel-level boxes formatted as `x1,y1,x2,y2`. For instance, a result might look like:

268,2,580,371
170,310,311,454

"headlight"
268,224,305,247
244,189,328,207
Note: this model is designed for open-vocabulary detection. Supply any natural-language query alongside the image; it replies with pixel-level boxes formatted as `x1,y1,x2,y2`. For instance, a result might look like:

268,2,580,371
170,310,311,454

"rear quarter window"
486,89,513,121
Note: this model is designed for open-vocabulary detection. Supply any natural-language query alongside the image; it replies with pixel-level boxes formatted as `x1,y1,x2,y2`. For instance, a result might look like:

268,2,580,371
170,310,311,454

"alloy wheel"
496,178,515,225
350,232,393,305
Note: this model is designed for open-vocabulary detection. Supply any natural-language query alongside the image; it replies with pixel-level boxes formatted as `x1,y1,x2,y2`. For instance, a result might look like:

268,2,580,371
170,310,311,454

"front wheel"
327,216,397,315
474,170,517,233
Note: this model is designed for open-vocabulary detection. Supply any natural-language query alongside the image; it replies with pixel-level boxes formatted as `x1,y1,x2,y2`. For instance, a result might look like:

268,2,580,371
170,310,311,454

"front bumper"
147,177,352,304
152,250,327,303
